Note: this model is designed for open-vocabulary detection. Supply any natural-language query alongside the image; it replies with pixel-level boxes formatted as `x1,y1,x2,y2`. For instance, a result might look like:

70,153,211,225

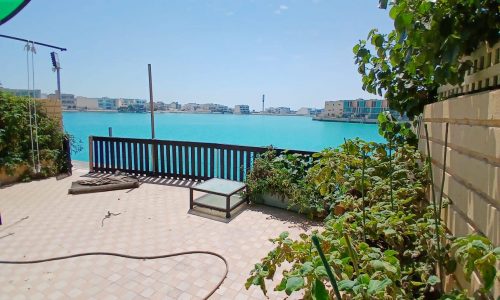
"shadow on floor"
80,172,198,188
187,203,247,223
247,204,320,231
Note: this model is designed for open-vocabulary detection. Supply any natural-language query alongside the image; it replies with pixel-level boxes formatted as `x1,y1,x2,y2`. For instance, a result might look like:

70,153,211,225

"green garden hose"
0,250,228,300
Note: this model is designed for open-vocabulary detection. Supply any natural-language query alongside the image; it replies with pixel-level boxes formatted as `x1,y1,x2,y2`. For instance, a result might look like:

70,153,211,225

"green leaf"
314,266,328,277
279,232,289,239
358,274,370,285
285,276,304,295
389,4,402,20
367,278,392,295
395,13,412,32
427,275,440,286
300,262,314,276
479,264,496,291
338,279,356,291
312,278,329,300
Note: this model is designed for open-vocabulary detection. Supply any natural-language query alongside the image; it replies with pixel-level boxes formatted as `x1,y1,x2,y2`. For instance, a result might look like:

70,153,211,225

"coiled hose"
0,251,228,300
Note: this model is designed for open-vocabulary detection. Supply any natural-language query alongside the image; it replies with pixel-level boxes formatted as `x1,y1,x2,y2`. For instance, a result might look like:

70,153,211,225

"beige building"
76,97,99,110
323,100,343,117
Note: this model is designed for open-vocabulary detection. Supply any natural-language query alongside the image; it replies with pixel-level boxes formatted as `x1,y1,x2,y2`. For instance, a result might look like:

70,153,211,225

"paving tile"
0,170,317,299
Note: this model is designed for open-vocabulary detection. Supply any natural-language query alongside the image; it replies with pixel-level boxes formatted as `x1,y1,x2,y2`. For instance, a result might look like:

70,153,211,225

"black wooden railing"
89,136,314,182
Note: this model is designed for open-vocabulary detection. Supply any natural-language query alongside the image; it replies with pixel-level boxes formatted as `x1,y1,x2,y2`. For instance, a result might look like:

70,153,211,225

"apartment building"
49,93,76,110
234,105,250,114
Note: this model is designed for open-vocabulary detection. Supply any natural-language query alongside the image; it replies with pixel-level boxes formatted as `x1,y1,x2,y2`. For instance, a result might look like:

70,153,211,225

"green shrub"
0,91,70,179
245,139,499,299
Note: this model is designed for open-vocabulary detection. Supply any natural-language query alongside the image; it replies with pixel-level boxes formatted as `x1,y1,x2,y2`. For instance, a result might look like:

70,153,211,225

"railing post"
152,140,158,176
88,136,94,172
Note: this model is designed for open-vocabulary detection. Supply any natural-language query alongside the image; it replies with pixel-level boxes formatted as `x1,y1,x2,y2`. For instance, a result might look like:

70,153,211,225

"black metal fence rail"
89,136,315,182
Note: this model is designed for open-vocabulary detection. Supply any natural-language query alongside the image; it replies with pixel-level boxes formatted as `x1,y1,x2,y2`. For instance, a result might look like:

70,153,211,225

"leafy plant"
245,137,498,299
450,235,500,293
0,91,75,179
353,0,500,118
244,150,324,217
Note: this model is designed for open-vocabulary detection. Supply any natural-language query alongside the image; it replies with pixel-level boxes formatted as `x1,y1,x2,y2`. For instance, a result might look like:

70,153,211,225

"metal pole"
0,34,67,51
56,67,61,101
108,127,113,137
148,64,157,174
148,64,155,139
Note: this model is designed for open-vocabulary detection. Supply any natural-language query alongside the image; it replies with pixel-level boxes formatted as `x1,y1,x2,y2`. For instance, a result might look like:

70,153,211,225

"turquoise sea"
63,112,384,162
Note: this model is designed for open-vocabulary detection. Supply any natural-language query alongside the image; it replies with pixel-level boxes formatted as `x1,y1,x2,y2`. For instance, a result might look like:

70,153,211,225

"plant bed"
244,122,499,299
252,193,305,214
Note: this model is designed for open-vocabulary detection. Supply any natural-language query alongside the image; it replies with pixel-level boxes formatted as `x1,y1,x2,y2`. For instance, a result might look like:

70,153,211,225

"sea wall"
418,89,499,295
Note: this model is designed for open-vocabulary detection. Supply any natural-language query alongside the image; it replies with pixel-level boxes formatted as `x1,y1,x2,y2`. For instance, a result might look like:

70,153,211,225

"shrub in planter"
244,150,324,217
0,91,75,181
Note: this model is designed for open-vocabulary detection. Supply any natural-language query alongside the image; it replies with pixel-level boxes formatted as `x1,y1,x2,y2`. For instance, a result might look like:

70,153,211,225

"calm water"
63,112,384,161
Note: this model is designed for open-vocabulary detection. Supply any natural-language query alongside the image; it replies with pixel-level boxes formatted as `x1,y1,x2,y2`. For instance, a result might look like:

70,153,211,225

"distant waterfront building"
167,102,181,110
154,101,179,111
277,107,291,114
297,107,324,116
234,105,250,114
1,87,41,98
76,96,99,110
154,101,167,111
98,97,119,110
182,103,201,111
323,101,344,117
264,107,291,114
319,99,389,119
49,93,76,110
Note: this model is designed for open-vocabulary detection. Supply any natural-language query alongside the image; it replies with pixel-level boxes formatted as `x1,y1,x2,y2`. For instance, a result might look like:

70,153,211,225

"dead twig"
101,211,121,227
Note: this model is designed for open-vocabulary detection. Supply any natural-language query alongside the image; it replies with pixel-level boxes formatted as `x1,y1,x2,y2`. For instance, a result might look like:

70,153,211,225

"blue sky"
0,0,393,110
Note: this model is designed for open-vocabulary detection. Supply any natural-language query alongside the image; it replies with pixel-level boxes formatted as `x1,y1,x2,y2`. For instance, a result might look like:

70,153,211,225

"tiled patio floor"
0,166,318,299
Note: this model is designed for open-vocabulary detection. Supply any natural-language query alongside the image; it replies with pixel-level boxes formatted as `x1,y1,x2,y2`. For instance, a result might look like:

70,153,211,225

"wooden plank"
133,142,138,175
121,141,126,170
180,145,185,177
165,143,171,176
159,143,165,177
239,150,244,182
245,151,251,181
115,141,121,170
104,140,109,172
145,142,150,175
93,138,98,171
203,147,208,180
197,146,202,180
189,146,192,179
210,148,215,178
172,145,178,178
110,141,116,172
184,145,189,178
220,149,225,179
127,142,132,172
89,137,94,171
231,150,238,181
99,140,104,172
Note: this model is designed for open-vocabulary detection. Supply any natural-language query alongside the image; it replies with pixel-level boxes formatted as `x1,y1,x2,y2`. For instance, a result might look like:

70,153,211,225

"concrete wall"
418,89,499,296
